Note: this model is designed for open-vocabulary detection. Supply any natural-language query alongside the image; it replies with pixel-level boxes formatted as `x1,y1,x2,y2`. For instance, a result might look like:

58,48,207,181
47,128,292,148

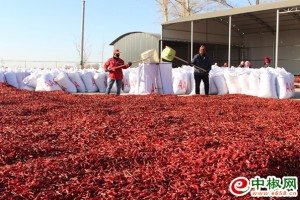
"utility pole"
256,0,259,5
80,0,86,69
101,42,106,66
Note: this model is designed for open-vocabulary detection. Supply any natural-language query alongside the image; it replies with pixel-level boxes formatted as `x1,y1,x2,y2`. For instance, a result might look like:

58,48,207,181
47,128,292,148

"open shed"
161,0,300,74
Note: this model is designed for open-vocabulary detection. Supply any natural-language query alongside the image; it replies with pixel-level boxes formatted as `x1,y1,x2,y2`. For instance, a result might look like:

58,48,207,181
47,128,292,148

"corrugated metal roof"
162,0,300,26
110,32,161,45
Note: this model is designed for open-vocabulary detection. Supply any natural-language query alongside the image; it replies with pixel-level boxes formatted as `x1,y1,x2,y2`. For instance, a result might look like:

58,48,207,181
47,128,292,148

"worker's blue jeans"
106,79,122,95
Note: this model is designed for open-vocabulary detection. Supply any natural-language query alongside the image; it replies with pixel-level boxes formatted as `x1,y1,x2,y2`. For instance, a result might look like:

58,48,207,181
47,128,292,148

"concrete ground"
291,88,300,100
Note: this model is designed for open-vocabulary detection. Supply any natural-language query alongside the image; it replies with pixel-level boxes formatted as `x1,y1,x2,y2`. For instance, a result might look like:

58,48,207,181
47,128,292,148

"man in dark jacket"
190,45,212,95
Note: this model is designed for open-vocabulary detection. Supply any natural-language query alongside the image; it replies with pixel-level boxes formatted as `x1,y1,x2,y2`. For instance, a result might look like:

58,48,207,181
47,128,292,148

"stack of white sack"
128,62,173,95
175,65,219,95
176,65,295,99
0,66,295,99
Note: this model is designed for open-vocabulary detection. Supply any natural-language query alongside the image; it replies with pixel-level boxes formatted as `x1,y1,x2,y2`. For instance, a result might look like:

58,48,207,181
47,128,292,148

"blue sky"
0,0,276,67
0,0,161,67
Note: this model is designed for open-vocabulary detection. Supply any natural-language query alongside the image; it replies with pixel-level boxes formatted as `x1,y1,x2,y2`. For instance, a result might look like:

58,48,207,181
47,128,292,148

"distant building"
110,32,161,64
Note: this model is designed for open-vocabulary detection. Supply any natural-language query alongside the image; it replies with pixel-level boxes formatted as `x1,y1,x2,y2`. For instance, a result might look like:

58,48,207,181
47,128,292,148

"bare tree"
155,0,169,22
163,0,169,22
210,0,234,8
155,0,206,22
155,0,280,22
75,40,91,69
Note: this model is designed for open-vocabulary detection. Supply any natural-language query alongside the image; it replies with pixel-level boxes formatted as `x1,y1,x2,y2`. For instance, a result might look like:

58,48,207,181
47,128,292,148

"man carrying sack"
104,49,132,96
190,45,212,95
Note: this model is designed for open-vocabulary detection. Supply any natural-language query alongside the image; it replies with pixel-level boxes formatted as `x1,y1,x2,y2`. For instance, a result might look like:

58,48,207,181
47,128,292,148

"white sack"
189,76,195,95
156,62,174,94
122,69,130,93
258,71,278,98
224,69,241,94
172,68,188,95
200,81,205,95
209,66,225,95
54,72,77,93
276,71,295,99
93,72,107,93
238,73,251,95
209,75,218,95
81,72,98,93
248,71,260,96
15,71,30,89
213,74,228,95
22,85,35,91
182,65,194,94
129,67,140,94
67,72,86,93
0,71,5,82
4,72,19,88
23,72,41,88
36,73,62,91
138,63,157,94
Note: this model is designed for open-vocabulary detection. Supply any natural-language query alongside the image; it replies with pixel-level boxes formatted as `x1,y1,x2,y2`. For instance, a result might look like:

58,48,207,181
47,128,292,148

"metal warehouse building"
161,0,300,74
110,32,161,65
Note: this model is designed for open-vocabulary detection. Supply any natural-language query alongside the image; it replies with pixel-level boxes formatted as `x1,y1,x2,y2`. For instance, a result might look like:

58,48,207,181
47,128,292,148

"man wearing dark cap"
190,45,212,95
103,49,132,95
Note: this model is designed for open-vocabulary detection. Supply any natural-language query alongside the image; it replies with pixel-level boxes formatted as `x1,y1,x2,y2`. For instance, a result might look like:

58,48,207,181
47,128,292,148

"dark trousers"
194,73,209,95
106,79,122,95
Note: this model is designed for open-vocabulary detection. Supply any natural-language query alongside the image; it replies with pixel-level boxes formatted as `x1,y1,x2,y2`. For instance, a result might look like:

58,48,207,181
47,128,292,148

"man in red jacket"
103,49,132,95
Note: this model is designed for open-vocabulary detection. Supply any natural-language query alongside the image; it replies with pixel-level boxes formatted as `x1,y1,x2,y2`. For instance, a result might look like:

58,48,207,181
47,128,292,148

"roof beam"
280,7,300,22
214,18,245,36
244,13,275,34
279,6,300,14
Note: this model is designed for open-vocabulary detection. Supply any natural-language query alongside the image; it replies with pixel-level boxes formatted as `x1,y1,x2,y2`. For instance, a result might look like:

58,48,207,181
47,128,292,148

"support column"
228,16,232,67
191,21,194,60
160,25,163,62
275,9,279,68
